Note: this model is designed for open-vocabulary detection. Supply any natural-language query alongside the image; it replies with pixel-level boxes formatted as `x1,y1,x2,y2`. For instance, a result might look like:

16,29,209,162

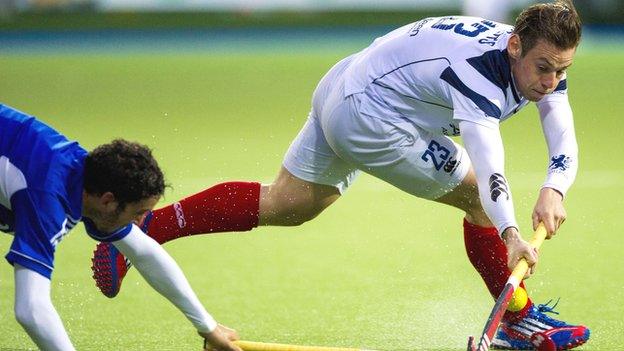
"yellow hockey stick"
233,340,377,351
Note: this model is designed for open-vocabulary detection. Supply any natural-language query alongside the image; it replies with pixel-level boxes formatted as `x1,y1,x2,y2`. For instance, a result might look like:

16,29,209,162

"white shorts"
283,56,471,200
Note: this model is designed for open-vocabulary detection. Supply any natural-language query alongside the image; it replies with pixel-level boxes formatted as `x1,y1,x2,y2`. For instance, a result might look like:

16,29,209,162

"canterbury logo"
173,202,186,229
443,157,459,173
489,173,509,202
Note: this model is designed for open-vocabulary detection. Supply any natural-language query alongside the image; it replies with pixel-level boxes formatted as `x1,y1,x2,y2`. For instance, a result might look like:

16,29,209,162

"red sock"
463,219,532,320
141,181,261,244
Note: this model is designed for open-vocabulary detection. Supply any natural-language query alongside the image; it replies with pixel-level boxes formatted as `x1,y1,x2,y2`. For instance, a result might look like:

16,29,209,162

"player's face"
86,194,160,233
109,196,160,230
510,38,576,102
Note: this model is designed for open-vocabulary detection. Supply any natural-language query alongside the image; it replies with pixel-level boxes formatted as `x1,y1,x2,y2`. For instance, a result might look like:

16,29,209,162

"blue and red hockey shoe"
491,300,590,350
91,241,131,298
91,212,154,297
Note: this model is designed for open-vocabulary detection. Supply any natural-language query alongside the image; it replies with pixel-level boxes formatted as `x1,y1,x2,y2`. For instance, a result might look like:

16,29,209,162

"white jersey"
339,16,576,234
343,16,569,135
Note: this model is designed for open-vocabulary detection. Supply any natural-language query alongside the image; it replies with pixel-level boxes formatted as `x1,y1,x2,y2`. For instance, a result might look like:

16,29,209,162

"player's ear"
508,34,522,60
99,192,119,212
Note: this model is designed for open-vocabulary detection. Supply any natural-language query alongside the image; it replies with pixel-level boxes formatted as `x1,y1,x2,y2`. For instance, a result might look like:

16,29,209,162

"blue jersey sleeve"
82,218,133,242
5,190,77,279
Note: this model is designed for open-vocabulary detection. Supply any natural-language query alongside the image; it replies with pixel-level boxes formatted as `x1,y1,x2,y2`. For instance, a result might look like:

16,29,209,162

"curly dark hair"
84,139,165,209
514,0,582,54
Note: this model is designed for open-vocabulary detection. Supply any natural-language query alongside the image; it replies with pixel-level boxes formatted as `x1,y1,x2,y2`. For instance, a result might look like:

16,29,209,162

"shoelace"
534,298,567,327
537,298,561,314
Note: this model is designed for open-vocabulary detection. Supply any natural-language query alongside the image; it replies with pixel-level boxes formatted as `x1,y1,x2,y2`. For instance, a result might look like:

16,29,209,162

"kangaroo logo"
489,173,509,202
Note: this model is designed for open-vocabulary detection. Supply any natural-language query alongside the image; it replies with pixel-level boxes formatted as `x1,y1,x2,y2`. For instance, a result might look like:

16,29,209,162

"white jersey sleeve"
14,265,76,351
113,225,218,333
459,120,518,234
536,77,578,197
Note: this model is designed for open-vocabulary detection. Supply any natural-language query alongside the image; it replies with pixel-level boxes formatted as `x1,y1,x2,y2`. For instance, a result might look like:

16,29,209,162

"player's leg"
125,53,357,242
93,180,264,297
325,111,588,350
434,168,490,226
136,166,340,242
436,158,590,350
320,104,507,301
433,168,537,321
124,60,355,241
326,111,522,309
93,54,358,297
259,166,340,226
103,165,340,248
435,168,535,316
92,124,349,297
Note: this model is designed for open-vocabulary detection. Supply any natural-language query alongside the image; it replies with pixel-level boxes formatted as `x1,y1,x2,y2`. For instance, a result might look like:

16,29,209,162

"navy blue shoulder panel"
440,67,502,119
466,49,513,99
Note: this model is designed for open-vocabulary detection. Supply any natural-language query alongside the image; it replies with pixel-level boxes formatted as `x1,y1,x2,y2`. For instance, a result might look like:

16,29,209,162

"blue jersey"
0,104,132,279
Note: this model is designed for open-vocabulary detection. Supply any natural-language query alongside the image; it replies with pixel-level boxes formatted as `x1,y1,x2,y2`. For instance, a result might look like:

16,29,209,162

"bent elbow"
15,303,39,330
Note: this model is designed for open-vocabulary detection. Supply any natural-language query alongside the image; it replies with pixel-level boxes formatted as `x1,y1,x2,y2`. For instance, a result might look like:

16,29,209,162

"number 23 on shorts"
421,140,451,171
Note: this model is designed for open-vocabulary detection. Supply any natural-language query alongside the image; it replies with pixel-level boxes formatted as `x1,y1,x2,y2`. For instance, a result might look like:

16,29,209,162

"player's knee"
263,187,325,226
261,175,336,226
464,197,484,216
464,200,492,227
447,184,491,226
453,179,490,225
273,200,324,226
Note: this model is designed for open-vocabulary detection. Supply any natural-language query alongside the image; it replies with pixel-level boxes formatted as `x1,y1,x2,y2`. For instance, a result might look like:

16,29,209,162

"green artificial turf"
0,40,622,350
